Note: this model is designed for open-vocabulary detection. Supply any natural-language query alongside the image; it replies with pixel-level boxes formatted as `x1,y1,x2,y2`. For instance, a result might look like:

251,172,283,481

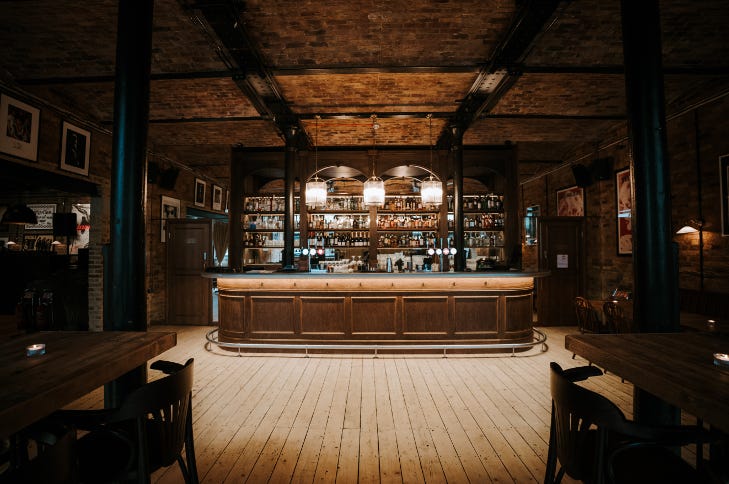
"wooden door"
537,217,584,326
166,219,212,325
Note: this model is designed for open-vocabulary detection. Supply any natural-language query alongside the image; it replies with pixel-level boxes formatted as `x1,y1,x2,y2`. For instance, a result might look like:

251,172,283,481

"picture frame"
60,121,91,176
194,178,206,207
556,185,584,217
616,167,633,255
0,93,40,161
212,185,223,211
25,203,56,230
721,154,729,236
161,196,180,243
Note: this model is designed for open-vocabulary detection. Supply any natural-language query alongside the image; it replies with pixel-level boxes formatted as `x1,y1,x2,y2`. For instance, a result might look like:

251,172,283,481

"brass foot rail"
205,328,548,357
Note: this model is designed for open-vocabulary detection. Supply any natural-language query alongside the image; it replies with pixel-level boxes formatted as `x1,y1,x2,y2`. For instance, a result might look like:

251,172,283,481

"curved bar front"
208,272,546,349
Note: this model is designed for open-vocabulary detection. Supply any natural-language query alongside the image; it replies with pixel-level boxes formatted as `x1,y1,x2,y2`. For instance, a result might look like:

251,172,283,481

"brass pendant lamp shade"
420,114,443,207
363,115,385,207
305,115,328,209
1,203,37,225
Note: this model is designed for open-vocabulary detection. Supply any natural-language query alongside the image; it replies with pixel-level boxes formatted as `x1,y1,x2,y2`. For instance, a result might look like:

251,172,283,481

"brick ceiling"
1,0,727,186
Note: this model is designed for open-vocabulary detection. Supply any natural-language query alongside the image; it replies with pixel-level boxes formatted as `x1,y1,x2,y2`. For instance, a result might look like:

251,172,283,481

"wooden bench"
679,288,729,333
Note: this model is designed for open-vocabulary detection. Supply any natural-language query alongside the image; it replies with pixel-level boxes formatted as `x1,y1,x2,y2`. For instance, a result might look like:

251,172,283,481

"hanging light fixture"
305,115,327,209
1,203,38,225
420,114,443,207
363,114,385,207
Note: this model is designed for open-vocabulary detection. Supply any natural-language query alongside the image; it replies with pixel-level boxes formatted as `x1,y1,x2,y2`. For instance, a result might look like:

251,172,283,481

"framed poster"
556,185,584,216
616,167,633,255
26,203,56,230
71,203,91,254
212,185,223,211
60,121,91,176
194,178,206,207
721,154,729,236
0,94,40,161
161,196,181,242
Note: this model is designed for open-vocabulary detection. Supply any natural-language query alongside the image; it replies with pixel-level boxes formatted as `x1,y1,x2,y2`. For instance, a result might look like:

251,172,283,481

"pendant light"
420,114,443,207
305,115,327,209
363,114,385,207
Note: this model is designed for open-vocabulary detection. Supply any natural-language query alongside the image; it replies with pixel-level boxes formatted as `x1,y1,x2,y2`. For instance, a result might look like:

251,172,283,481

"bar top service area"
208,271,546,350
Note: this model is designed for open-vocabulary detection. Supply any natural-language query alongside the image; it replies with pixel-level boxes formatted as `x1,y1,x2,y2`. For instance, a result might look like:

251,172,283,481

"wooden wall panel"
218,294,246,341
351,297,398,334
300,297,346,334
402,296,449,334
504,294,534,332
250,296,296,334
453,296,499,334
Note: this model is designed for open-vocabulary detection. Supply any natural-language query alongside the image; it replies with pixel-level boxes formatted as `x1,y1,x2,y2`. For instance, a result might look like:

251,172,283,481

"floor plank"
63,325,652,483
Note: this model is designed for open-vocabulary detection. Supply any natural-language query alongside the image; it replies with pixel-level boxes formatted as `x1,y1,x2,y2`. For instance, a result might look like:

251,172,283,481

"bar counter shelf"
205,271,548,354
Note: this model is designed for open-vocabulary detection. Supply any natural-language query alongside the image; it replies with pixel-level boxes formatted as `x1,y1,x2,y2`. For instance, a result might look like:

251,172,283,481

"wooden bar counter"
209,272,545,347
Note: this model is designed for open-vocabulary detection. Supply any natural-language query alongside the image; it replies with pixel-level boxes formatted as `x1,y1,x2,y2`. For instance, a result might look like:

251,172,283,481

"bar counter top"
212,270,544,349
205,270,548,278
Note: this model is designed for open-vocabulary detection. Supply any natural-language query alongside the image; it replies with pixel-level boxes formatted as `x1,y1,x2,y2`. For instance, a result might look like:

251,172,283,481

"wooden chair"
603,301,631,334
53,358,198,484
545,362,711,484
574,296,601,333
4,422,78,484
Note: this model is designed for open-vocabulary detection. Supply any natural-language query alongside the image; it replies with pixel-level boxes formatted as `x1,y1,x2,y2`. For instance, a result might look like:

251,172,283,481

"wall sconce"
675,219,703,234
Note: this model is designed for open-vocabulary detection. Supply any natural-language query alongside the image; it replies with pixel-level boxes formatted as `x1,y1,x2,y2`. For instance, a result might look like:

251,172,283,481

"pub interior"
1,0,728,482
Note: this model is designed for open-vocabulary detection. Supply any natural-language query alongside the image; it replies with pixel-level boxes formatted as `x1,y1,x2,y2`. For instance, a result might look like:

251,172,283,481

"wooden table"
0,330,176,438
566,332,729,433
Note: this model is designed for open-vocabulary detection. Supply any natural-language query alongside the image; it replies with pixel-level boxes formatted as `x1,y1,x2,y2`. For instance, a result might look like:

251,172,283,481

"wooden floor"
67,326,683,483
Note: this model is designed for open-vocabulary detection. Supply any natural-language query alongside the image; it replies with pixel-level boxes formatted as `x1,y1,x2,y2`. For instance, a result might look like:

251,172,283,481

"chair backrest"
574,297,600,333
602,301,631,334
549,362,631,481
17,423,77,484
110,358,194,470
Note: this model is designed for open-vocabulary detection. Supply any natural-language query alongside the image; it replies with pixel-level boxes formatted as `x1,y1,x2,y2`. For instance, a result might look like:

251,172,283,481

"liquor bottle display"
242,191,505,269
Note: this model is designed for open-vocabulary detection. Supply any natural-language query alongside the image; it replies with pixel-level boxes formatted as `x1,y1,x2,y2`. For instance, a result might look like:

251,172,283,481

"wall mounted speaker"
571,164,592,187
53,213,77,237
591,157,614,181
147,161,160,184
158,167,179,190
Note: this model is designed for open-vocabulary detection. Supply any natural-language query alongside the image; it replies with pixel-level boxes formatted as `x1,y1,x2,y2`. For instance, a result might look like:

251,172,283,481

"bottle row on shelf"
306,231,371,247
378,232,441,249
452,214,504,230
456,194,503,212
309,214,369,230
243,194,503,214
464,231,503,248
376,214,439,230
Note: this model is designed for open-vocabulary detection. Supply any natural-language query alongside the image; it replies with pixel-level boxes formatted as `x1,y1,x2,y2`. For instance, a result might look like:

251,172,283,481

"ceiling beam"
272,66,479,76
180,0,307,144
438,0,564,147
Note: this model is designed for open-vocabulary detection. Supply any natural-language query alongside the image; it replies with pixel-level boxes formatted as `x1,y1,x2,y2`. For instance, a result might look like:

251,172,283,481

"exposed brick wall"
522,94,729,299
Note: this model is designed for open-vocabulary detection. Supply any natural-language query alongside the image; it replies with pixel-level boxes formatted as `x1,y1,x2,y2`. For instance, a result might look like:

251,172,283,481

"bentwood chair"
574,297,601,334
602,301,631,334
54,358,198,484
1,422,78,484
546,362,711,484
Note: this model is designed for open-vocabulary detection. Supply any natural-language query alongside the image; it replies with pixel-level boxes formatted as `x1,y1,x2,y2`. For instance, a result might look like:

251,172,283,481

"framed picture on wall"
25,203,56,230
194,178,206,207
212,185,223,211
556,185,584,216
60,121,91,176
616,167,633,255
0,94,40,161
721,154,729,236
161,196,180,242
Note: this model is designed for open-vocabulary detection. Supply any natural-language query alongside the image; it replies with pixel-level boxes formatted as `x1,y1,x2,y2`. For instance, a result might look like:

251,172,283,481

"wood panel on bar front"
214,273,544,348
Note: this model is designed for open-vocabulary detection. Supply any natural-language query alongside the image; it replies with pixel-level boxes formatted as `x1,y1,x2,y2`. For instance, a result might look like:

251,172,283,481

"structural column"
620,0,678,425
105,0,154,407
229,148,244,271
283,126,298,270
451,125,465,271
